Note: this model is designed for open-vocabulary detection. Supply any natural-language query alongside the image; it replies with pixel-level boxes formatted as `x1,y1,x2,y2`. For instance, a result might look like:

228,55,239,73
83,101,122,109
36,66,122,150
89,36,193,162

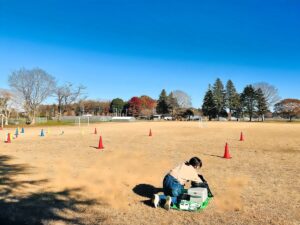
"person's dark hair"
185,157,202,168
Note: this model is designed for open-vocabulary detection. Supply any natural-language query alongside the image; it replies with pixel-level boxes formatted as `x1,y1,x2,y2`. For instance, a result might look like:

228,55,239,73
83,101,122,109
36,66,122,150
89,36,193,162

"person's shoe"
164,196,172,210
152,194,160,208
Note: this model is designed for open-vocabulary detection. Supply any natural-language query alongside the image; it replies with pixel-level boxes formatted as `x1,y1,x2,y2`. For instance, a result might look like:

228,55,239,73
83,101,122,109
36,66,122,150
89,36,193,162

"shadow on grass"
201,153,224,158
89,146,102,150
0,155,105,225
132,184,163,207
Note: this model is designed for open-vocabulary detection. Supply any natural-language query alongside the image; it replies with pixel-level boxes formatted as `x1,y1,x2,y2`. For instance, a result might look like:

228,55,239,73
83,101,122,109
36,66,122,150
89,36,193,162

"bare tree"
0,89,13,127
253,82,281,110
8,68,56,124
55,83,86,120
172,90,192,108
0,89,25,127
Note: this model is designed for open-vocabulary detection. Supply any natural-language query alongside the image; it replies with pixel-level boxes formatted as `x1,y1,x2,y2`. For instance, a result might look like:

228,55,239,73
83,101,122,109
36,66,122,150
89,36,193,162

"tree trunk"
1,115,4,127
57,111,62,121
3,111,9,125
228,111,232,121
28,110,36,125
4,114,8,125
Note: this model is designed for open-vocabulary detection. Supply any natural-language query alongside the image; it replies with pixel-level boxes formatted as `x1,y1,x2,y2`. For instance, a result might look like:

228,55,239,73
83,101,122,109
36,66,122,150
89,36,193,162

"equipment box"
187,187,208,204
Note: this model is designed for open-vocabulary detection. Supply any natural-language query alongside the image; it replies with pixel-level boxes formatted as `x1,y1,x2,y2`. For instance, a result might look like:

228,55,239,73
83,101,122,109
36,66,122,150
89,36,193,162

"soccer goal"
198,116,207,128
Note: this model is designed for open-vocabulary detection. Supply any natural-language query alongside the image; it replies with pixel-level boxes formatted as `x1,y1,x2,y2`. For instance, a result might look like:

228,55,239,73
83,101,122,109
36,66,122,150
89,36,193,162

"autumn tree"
98,100,111,115
140,95,156,117
128,97,142,117
37,104,52,118
74,99,111,116
274,99,300,121
80,100,98,115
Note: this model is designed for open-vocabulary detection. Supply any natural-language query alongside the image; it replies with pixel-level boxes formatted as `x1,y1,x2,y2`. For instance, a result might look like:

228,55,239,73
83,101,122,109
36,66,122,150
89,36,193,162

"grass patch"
3,120,112,128
4,120,74,128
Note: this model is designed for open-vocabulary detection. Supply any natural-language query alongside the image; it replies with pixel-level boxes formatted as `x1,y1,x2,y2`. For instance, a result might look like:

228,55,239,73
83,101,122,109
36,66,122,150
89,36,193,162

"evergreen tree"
110,98,125,115
240,85,257,121
212,78,225,119
256,88,268,121
167,92,179,116
156,89,169,114
234,93,242,120
225,79,239,119
183,108,194,120
202,87,217,120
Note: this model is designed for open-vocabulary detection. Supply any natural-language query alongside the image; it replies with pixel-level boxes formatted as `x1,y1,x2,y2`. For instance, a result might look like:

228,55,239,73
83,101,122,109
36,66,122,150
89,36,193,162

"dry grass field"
0,121,299,225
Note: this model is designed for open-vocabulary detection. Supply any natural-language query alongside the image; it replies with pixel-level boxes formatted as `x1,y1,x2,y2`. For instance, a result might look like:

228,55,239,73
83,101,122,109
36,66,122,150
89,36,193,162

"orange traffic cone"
97,136,104,149
5,133,11,143
239,132,244,141
94,128,97,135
223,142,231,159
149,129,152,137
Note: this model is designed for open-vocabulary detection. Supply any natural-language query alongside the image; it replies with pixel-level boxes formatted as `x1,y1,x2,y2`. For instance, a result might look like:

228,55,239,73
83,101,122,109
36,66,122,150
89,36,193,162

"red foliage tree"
128,97,142,117
140,95,156,116
274,98,300,121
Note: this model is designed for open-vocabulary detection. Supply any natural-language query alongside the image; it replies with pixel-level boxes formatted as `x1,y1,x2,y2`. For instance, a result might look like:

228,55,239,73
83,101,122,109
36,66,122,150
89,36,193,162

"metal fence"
8,117,48,125
60,116,113,125
5,116,300,125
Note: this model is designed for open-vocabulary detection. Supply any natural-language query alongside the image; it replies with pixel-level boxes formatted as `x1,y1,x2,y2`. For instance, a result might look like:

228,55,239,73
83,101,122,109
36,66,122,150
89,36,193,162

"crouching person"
152,157,202,210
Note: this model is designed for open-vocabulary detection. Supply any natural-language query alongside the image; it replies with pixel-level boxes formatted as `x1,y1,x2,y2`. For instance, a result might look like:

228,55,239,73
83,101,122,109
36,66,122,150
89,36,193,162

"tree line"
1,68,299,125
0,67,196,125
202,78,300,121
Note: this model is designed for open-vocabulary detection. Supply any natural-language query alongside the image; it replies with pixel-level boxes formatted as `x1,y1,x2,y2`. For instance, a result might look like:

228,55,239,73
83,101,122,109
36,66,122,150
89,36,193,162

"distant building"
151,114,162,120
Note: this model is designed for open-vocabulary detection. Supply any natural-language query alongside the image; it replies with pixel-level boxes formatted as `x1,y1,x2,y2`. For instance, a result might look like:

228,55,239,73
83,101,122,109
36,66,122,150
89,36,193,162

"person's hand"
198,174,207,183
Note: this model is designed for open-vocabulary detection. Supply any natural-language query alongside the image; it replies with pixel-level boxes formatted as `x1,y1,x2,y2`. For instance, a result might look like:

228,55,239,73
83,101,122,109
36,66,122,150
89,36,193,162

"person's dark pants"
159,174,184,204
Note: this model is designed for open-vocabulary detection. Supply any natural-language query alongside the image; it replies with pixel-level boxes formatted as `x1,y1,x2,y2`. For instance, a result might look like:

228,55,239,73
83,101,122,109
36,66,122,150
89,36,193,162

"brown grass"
0,121,299,224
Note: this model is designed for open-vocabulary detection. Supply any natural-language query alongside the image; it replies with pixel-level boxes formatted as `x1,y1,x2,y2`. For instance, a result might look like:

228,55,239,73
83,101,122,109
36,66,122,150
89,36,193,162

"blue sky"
0,0,299,107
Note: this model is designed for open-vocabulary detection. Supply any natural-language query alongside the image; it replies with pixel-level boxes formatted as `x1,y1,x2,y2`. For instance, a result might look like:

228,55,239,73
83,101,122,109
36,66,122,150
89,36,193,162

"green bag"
171,197,211,211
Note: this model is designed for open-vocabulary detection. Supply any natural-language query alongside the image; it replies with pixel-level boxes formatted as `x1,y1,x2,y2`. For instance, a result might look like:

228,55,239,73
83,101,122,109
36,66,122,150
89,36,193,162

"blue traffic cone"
40,129,45,137
21,127,24,133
